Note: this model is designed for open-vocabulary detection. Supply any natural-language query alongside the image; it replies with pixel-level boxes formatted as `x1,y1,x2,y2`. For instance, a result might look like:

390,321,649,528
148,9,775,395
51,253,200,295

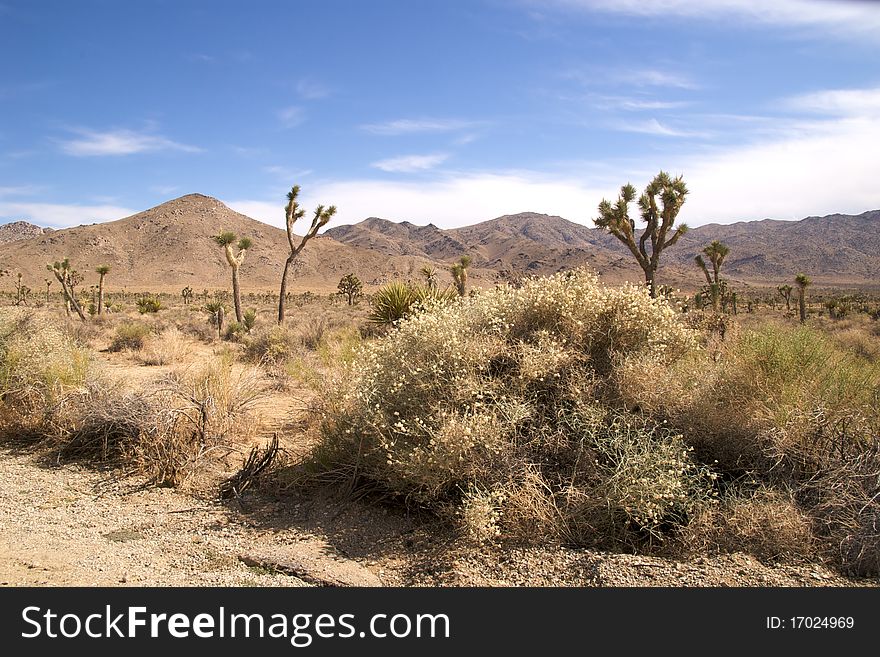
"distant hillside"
0,221,53,244
327,209,880,289
1,196,877,294
0,194,438,292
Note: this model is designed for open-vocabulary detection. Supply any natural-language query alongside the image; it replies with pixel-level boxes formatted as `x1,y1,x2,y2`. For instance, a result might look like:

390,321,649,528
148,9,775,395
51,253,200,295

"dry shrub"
309,270,709,548
832,327,880,362
243,325,299,365
0,310,91,426
108,322,151,352
140,327,192,366
682,487,815,563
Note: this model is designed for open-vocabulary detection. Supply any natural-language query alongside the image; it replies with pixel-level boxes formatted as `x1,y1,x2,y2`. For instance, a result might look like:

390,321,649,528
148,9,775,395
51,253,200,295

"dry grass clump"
140,326,192,366
108,322,151,352
308,270,708,548
680,487,816,563
620,321,880,574
0,311,91,425
243,325,300,365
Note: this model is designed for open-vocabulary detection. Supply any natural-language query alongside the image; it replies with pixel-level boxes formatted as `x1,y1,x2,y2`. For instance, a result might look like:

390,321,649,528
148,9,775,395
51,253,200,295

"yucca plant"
795,273,811,324
368,281,457,327
214,231,252,323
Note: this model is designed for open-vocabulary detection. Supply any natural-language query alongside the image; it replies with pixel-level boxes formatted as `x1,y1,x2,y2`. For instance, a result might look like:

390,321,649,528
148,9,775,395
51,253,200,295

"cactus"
450,255,472,297
337,273,363,306
213,231,252,323
795,273,811,323
278,185,337,325
47,259,86,321
594,171,688,297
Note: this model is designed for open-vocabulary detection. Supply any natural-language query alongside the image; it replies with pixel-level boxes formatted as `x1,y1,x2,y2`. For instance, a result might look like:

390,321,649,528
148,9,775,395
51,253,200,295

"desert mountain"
328,209,880,289
0,221,53,244
0,194,436,292
1,195,877,294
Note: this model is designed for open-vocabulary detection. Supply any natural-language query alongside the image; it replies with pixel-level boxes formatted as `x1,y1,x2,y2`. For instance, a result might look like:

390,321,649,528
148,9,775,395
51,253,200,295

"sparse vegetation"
136,295,162,314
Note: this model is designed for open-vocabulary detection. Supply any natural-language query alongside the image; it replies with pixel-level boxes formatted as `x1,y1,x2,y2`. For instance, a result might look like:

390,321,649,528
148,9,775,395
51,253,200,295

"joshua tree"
450,255,472,297
278,184,336,324
795,273,811,324
420,265,438,291
205,300,226,339
777,284,793,313
13,273,30,306
94,265,110,315
213,231,252,323
44,278,52,304
337,273,363,306
695,240,729,312
594,171,689,297
181,286,194,305
47,258,87,321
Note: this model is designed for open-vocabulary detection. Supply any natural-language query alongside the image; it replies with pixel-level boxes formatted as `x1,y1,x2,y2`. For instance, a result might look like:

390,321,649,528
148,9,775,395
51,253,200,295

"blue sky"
1,0,879,230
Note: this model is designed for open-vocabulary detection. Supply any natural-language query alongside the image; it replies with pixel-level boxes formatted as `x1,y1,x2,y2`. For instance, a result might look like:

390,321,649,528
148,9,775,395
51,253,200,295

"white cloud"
0,184,41,198
296,78,331,100
264,165,313,181
596,96,690,111
150,185,180,196
0,202,135,228
628,69,699,90
277,106,306,128
536,0,880,37
612,118,708,138
786,87,880,117
59,128,201,157
226,172,614,229
360,118,478,136
371,153,450,173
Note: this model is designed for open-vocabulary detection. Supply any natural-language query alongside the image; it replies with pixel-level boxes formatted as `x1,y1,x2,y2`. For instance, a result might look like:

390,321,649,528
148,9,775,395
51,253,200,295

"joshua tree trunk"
799,292,806,323
278,257,293,324
54,275,86,321
217,305,225,338
97,273,105,315
230,265,243,323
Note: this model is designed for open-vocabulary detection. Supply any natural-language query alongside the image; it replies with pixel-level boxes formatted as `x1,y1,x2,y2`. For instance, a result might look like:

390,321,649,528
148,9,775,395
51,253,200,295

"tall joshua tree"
695,240,729,312
595,171,689,297
450,255,472,297
47,258,87,321
95,265,110,315
278,185,336,324
795,273,811,324
214,231,252,323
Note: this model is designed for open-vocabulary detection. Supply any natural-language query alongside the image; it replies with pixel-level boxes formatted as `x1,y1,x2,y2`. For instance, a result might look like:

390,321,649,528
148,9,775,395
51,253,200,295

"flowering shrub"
313,269,710,546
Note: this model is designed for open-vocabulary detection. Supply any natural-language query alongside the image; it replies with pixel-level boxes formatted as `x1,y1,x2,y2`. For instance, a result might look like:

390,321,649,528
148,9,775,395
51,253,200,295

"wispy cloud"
150,185,180,196
612,118,708,138
0,184,41,198
296,78,331,100
0,201,135,228
786,87,880,117
277,106,306,128
593,95,691,111
371,153,450,173
264,165,313,181
187,53,215,63
628,69,699,90
360,118,478,136
59,127,201,157
533,0,880,38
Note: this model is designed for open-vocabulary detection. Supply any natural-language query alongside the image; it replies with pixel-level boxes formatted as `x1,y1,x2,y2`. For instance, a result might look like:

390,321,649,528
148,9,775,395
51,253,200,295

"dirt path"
1,446,876,588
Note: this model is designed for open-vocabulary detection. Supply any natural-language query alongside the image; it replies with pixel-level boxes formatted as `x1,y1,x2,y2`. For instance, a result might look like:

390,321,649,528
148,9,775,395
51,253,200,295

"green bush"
136,296,162,314
109,322,151,352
